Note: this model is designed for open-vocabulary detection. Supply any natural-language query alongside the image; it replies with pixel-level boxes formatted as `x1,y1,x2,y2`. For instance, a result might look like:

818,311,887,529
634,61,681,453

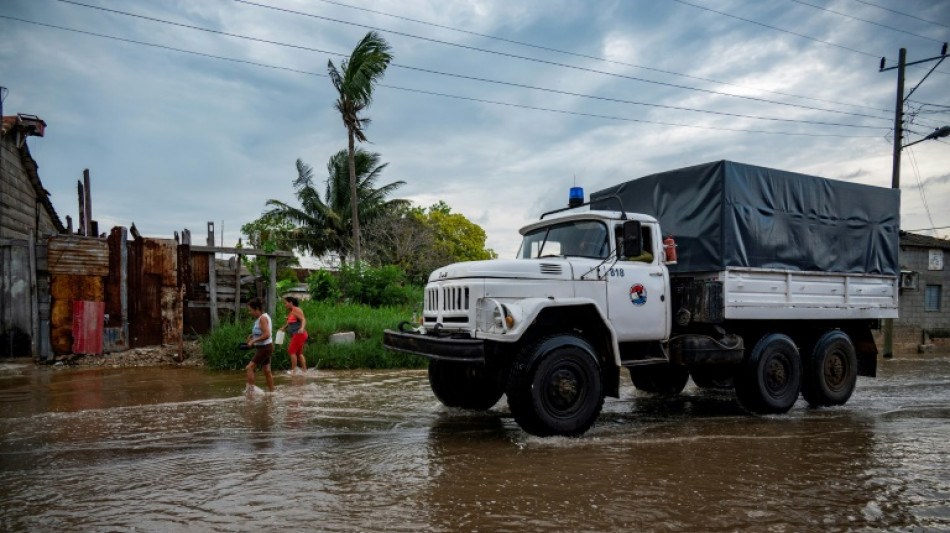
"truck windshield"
518,220,609,259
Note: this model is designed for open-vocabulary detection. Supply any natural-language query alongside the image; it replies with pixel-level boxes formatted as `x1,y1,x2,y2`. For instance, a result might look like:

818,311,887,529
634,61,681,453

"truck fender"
502,297,622,368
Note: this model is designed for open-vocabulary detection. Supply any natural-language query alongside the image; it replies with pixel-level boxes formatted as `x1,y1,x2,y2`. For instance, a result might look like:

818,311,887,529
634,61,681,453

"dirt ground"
52,340,206,368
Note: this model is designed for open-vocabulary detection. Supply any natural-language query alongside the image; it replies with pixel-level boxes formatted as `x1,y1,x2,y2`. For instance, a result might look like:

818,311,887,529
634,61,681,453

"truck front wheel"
429,360,505,410
802,330,857,407
735,333,802,414
507,335,605,437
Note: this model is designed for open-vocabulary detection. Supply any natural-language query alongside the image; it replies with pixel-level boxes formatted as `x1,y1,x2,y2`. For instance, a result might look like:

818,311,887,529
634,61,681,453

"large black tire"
428,360,505,410
802,330,857,407
506,335,605,437
689,367,735,389
630,364,690,395
735,333,802,414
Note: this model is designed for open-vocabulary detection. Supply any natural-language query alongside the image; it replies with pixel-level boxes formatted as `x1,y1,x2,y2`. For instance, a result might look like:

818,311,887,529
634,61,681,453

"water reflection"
0,358,947,532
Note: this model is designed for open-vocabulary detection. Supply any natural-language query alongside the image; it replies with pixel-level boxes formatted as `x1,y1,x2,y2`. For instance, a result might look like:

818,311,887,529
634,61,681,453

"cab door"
606,224,669,342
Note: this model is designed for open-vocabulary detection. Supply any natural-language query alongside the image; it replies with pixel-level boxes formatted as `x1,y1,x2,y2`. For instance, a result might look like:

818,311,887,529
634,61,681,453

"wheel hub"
824,353,845,388
765,358,788,392
548,369,580,409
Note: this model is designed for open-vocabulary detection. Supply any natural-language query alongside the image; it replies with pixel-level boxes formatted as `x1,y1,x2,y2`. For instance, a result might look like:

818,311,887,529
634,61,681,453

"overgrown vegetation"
201,297,425,371
306,263,419,307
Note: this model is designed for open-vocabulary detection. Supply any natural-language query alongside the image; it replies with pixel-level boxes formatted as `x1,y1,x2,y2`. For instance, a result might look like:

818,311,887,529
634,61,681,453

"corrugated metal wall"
49,236,107,355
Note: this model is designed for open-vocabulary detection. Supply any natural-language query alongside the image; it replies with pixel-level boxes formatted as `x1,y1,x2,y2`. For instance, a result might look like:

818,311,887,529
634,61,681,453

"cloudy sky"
2,0,948,262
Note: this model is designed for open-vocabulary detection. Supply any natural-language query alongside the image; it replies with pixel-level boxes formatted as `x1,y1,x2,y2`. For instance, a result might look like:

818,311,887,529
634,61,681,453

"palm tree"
327,31,394,264
265,148,407,265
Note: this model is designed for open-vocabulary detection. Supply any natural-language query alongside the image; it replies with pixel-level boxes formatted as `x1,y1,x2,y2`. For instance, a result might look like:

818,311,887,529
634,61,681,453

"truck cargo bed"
675,268,898,321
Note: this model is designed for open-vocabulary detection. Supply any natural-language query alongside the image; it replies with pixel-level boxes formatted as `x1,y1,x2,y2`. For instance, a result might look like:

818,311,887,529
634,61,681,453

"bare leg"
289,353,298,372
264,365,275,392
245,361,257,389
299,351,307,372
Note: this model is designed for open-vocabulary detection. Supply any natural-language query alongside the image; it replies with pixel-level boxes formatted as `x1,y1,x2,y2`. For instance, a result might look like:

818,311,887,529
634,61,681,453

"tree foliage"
263,148,406,264
421,201,498,263
363,201,497,283
328,30,393,264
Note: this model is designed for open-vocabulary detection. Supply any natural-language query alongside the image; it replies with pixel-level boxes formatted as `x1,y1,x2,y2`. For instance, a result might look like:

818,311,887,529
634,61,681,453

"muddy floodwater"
1,356,948,533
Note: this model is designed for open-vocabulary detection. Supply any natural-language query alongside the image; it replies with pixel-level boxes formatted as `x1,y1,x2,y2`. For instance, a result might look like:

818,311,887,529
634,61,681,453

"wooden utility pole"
880,43,949,359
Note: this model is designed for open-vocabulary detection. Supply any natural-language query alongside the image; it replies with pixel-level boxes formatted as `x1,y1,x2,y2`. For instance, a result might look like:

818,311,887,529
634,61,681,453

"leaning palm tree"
327,31,394,264
265,148,407,265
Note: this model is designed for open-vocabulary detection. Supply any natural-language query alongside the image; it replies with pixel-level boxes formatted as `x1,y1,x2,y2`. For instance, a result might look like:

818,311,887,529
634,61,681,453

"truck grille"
426,286,471,312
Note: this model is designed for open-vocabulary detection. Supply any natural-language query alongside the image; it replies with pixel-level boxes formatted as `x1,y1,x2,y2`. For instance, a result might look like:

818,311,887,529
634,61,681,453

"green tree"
420,201,498,263
328,31,393,265
265,148,406,264
363,201,497,283
239,214,299,287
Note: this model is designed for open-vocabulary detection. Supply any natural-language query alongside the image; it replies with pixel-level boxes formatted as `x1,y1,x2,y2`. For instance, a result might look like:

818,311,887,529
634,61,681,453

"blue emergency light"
569,187,584,208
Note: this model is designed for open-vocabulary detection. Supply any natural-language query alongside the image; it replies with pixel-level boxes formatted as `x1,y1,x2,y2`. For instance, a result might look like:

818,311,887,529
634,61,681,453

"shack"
0,113,64,358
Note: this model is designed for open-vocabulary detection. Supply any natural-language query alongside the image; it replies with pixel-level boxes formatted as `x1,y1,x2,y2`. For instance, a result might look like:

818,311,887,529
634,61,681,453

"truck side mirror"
622,220,642,258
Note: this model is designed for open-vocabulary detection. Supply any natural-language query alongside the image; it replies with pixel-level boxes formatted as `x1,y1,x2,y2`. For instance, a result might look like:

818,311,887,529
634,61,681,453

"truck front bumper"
383,329,486,363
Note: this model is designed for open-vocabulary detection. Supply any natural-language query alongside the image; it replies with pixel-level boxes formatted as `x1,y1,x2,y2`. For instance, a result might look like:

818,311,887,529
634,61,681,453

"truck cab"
385,207,687,437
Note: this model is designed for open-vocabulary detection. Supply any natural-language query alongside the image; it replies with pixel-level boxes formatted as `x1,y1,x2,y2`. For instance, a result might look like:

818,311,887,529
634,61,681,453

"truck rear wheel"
735,333,802,414
629,364,689,395
428,360,505,410
802,330,857,407
507,335,605,437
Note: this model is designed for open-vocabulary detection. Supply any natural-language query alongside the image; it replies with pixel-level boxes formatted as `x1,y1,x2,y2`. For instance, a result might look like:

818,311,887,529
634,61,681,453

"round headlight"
492,305,504,328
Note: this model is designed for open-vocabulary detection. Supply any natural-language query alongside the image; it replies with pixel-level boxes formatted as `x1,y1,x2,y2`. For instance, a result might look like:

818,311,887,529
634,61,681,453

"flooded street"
1,356,948,532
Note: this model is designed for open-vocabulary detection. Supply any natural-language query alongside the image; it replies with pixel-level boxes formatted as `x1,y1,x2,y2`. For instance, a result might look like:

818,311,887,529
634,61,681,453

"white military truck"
384,161,901,436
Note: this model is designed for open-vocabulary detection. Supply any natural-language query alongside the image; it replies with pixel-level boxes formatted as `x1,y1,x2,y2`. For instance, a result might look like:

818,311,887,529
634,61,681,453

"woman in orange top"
278,296,308,374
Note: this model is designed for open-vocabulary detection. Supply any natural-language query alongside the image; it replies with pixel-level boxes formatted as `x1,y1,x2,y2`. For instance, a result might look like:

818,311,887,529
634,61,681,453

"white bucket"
275,330,286,345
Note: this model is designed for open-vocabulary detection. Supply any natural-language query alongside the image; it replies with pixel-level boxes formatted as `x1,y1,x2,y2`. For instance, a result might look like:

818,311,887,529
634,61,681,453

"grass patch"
201,300,426,371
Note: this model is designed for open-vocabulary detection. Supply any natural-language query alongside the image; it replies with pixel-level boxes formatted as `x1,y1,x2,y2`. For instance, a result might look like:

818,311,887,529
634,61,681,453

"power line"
304,0,892,114
671,0,878,57
786,0,945,44
849,0,950,30
0,15,888,139
906,146,936,233
673,0,949,77
227,0,893,121
52,0,892,128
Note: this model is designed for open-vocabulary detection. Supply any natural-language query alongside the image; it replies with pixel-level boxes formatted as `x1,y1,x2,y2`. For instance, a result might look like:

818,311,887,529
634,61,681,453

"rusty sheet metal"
50,273,103,355
128,237,178,348
72,300,104,354
182,249,211,335
141,238,178,287
48,236,108,276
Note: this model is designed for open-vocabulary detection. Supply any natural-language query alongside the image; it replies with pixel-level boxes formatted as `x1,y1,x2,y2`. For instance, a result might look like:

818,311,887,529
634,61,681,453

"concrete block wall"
894,245,949,351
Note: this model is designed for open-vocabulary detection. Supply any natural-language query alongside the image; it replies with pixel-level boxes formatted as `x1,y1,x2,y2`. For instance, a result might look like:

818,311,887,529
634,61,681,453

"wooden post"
28,230,38,359
177,284,184,362
83,169,92,237
77,181,85,236
118,227,129,350
233,254,242,319
267,256,277,318
206,221,214,247
208,254,218,328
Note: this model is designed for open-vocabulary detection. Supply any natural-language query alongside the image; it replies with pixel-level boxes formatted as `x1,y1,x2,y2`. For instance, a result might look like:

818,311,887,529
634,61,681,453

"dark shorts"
252,343,274,367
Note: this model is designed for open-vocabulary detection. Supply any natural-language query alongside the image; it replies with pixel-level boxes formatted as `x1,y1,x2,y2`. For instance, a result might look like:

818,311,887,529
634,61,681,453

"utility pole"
879,43,950,359
889,48,906,190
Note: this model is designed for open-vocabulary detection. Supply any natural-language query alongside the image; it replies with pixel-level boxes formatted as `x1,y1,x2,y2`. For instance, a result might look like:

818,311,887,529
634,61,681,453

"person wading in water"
245,297,275,393
278,296,308,375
